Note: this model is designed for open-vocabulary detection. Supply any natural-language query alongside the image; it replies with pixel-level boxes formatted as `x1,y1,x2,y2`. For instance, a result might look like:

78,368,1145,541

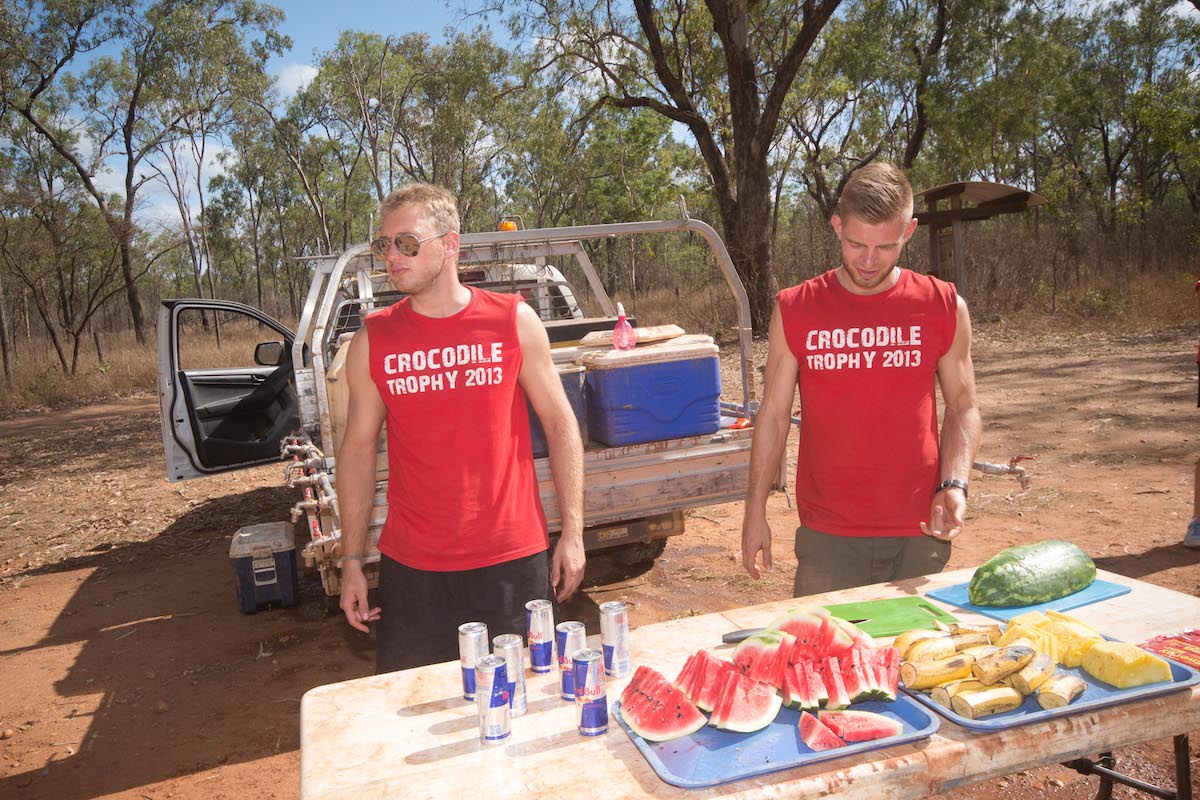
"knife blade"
721,627,766,644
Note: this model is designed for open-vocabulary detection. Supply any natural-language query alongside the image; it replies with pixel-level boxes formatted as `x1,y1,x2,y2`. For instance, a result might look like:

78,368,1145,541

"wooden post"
951,195,966,295
927,197,941,278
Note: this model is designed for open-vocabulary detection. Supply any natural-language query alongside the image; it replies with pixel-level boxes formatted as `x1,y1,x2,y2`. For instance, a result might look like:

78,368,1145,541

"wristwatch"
936,478,969,499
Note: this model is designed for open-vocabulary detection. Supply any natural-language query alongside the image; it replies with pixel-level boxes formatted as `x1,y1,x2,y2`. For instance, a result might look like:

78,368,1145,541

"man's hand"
551,534,585,601
920,489,966,541
339,564,381,632
741,513,773,580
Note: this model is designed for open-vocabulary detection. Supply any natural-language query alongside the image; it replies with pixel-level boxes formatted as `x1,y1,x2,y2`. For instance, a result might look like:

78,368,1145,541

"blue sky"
268,1,509,95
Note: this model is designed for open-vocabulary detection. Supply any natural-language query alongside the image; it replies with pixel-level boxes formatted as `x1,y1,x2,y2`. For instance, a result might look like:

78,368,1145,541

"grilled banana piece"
893,630,950,659
900,654,975,690
951,685,1024,719
959,644,1000,659
930,678,986,708
905,636,958,663
1010,652,1056,696
950,632,992,651
949,623,1003,643
972,645,1036,686
1037,673,1087,709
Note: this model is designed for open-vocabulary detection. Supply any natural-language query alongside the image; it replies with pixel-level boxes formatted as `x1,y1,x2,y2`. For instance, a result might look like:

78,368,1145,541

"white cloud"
275,63,318,97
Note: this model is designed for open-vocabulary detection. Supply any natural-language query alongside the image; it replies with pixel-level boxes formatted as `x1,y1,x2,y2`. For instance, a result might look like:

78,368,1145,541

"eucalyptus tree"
501,0,842,331
1,0,286,344
0,111,133,375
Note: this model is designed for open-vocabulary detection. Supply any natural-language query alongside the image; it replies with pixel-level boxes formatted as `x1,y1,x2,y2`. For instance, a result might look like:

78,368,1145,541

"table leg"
1175,734,1192,800
1064,741,1193,800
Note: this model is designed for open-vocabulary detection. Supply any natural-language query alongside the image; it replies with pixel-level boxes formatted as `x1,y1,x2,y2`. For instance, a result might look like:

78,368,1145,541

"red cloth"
365,288,548,571
778,269,958,537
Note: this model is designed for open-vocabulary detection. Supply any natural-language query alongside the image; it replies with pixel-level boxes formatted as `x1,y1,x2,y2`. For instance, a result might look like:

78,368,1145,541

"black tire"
611,539,668,567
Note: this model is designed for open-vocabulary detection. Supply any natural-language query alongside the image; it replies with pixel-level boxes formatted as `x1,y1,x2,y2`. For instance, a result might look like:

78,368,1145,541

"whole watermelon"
968,539,1096,607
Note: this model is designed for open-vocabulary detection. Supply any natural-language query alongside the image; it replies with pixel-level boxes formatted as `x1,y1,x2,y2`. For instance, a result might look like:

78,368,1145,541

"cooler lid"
579,323,686,348
229,521,296,558
577,337,719,369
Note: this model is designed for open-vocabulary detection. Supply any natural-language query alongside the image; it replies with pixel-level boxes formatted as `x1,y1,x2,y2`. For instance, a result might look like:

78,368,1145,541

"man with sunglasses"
335,183,586,673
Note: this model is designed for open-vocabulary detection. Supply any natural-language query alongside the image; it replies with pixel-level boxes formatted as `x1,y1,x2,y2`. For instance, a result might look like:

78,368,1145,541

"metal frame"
1063,734,1192,800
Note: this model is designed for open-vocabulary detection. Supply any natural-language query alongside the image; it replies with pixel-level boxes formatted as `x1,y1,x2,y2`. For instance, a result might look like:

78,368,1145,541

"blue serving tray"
924,578,1131,622
613,696,940,789
905,653,1199,732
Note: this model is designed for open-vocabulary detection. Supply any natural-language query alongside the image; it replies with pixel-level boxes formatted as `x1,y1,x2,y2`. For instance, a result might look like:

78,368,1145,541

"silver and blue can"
555,620,586,701
599,600,632,678
458,621,489,701
474,654,511,745
525,599,555,674
572,648,608,736
492,633,527,717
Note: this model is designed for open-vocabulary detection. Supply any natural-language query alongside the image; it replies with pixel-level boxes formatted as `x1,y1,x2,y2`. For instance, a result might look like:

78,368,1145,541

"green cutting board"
823,596,958,638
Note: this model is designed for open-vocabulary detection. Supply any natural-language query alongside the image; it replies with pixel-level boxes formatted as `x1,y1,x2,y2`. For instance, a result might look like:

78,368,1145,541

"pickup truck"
157,217,759,605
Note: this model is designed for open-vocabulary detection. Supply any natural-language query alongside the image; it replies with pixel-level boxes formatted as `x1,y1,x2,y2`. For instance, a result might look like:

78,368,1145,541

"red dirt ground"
0,326,1197,799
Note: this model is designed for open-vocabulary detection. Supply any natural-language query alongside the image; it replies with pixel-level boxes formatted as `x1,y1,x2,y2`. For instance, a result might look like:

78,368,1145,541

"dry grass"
0,269,1193,417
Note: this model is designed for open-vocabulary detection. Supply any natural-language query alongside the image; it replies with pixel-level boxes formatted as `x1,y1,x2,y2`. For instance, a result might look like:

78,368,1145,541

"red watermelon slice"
818,710,904,742
692,652,731,712
714,672,782,734
708,667,744,728
733,631,787,684
619,666,707,742
821,657,851,710
803,662,828,709
799,711,846,751
674,654,700,697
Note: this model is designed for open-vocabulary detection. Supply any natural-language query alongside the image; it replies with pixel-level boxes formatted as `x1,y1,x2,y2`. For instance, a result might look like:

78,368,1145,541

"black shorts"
375,550,557,674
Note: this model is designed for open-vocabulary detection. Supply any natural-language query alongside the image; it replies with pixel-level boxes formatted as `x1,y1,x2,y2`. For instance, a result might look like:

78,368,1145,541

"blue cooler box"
580,337,722,446
229,521,298,614
529,364,587,458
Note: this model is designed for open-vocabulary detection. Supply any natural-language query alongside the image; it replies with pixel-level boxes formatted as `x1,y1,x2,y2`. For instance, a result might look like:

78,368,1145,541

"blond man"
337,184,584,672
742,163,982,595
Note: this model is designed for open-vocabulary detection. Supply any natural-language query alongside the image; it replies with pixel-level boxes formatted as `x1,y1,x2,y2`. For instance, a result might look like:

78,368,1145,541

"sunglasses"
370,231,450,258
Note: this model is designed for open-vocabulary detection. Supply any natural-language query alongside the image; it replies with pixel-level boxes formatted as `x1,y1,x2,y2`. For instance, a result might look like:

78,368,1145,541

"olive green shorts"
792,526,951,598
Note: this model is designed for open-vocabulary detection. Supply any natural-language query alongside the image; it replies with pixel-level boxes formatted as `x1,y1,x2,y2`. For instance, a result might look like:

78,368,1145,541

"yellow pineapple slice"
1082,642,1172,689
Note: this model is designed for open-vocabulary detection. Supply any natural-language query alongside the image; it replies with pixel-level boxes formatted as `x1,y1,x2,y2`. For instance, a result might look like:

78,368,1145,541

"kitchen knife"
721,628,766,644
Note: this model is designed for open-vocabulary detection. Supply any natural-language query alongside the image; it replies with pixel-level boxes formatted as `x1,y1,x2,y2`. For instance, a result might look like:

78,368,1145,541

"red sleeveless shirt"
778,269,958,537
365,288,548,570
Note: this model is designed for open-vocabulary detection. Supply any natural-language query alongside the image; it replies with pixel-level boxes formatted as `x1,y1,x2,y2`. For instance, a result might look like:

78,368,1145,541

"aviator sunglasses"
370,230,451,258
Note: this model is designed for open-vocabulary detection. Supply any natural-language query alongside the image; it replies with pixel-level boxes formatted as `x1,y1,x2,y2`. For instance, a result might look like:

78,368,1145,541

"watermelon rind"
718,673,783,733
799,711,846,751
818,710,905,742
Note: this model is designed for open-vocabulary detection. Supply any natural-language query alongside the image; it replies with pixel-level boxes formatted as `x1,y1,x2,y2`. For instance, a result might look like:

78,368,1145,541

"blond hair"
837,163,913,224
378,183,461,233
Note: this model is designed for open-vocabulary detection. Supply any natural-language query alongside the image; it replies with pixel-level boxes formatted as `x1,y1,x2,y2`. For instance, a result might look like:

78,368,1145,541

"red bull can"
492,633,527,717
572,648,608,736
599,600,632,678
525,599,555,673
458,621,489,701
474,654,511,745
555,621,586,700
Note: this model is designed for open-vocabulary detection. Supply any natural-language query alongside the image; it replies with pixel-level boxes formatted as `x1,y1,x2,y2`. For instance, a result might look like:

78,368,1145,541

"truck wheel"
612,539,668,566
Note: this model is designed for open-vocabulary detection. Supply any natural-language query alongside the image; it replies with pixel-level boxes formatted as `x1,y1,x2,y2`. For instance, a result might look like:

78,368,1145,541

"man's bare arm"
336,329,387,631
922,295,982,540
517,303,585,601
741,303,799,579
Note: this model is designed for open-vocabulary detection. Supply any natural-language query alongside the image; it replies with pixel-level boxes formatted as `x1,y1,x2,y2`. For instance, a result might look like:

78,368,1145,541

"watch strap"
936,478,968,499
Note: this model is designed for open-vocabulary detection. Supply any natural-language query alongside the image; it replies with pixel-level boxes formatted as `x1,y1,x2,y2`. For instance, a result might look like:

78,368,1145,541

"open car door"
158,299,301,481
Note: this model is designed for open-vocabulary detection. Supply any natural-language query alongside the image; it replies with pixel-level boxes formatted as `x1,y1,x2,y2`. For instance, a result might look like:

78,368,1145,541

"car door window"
177,308,287,370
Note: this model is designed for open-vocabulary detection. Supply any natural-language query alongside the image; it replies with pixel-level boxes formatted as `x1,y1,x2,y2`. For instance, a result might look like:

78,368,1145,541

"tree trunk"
118,219,148,345
0,265,11,380
93,323,106,366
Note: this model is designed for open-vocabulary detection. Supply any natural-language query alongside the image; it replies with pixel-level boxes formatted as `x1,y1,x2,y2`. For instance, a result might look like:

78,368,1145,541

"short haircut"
378,183,461,233
837,163,914,224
